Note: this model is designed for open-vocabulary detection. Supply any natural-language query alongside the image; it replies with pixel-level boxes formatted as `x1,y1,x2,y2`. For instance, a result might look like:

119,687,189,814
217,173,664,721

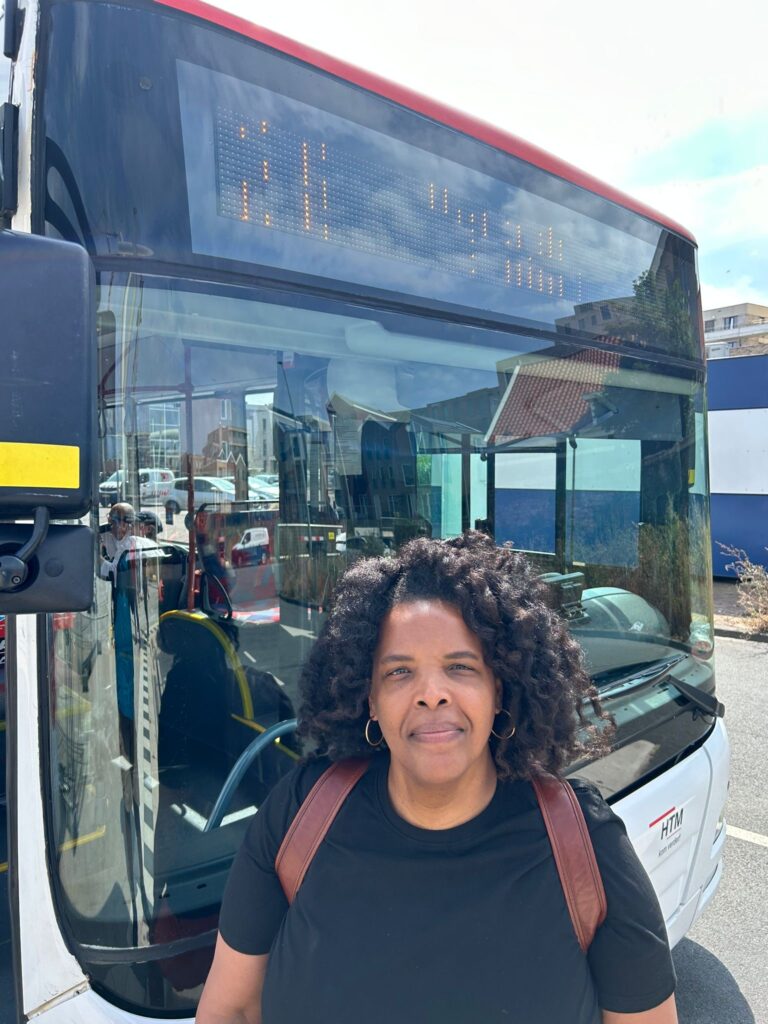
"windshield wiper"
598,655,725,719
597,656,687,698
668,678,725,719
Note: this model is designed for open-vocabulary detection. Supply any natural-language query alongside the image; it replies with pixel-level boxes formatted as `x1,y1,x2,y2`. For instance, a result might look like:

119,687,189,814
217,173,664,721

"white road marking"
169,802,257,831
727,824,768,849
280,624,315,639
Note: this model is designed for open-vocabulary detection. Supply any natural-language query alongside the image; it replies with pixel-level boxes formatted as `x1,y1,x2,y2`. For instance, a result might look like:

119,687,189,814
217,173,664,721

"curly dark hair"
298,531,613,779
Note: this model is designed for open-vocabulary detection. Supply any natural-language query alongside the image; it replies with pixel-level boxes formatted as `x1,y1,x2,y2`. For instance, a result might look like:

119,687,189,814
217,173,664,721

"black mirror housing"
0,523,93,613
0,231,96,613
0,231,95,518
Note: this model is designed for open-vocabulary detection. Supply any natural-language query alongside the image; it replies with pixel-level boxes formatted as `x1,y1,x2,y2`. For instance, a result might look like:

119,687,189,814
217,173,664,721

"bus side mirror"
0,230,96,612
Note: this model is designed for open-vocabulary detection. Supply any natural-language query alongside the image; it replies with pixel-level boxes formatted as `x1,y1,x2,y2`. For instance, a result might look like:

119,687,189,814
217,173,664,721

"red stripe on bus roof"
153,0,696,246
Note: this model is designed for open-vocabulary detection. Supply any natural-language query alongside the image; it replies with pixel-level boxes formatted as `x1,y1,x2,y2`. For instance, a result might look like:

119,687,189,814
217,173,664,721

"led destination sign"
215,105,572,296
178,60,662,326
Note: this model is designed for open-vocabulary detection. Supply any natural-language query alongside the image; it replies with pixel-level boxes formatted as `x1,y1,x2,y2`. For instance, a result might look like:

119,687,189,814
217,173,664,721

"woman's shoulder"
568,775,609,809
566,776,617,827
501,774,620,839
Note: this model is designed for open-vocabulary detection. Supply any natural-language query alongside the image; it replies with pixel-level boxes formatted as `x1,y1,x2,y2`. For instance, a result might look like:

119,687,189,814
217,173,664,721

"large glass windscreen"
42,0,700,358
47,274,713,1014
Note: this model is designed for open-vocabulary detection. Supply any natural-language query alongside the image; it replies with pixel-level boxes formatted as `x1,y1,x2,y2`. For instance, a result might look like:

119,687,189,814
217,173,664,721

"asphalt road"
0,635,765,1023
673,635,768,1024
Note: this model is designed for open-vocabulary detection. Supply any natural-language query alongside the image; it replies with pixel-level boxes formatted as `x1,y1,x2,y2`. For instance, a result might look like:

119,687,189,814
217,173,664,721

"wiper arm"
598,656,686,699
598,655,725,719
668,678,725,719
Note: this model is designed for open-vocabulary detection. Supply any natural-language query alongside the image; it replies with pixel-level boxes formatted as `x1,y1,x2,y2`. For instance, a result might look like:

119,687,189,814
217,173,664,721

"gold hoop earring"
491,708,516,741
365,717,385,748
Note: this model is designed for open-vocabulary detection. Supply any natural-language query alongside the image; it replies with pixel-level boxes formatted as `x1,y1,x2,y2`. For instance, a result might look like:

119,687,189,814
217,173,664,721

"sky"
2,0,765,311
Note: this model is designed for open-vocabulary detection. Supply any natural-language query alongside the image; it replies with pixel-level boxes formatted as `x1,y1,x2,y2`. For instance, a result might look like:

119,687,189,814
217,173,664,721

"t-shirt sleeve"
218,759,328,956
571,779,677,1014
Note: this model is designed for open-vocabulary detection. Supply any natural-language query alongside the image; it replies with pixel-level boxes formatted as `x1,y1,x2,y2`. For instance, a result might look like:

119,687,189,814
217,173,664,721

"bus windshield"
44,273,713,1014
35,0,714,1015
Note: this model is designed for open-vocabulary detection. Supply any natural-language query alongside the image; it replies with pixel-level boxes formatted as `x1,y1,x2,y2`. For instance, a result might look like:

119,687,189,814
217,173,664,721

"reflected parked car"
142,468,175,504
165,476,236,514
231,527,270,567
247,475,279,501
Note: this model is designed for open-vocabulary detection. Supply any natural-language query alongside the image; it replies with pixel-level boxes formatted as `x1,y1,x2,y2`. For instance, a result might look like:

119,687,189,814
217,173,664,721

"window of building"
704,320,715,332
723,316,737,329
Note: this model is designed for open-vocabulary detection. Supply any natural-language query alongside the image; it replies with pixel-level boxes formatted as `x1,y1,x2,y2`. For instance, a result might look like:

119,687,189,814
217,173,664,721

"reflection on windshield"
47,275,713,1013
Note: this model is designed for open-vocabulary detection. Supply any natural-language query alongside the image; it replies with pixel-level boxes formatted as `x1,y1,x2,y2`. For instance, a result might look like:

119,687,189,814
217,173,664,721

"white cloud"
701,278,767,311
631,166,768,250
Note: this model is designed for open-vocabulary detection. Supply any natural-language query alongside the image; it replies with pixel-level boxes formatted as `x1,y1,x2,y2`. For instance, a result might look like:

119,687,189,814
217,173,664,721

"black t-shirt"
219,755,675,1024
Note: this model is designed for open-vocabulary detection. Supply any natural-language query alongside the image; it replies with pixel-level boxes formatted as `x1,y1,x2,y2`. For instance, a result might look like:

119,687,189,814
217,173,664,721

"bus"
0,0,728,1018
707,352,768,575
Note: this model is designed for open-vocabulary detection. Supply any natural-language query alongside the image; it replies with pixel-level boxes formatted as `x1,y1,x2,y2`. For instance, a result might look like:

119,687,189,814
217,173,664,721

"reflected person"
100,502,147,772
101,500,155,939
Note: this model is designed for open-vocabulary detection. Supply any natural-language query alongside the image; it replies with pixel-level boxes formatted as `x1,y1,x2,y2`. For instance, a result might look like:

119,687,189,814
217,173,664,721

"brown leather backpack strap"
531,773,607,953
275,757,370,904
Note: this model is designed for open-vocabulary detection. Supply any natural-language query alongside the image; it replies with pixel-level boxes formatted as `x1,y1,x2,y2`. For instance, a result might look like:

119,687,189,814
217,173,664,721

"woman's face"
370,600,500,790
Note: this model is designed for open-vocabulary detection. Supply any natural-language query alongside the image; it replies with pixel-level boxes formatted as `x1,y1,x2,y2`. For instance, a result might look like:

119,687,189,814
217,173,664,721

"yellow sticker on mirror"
0,442,80,489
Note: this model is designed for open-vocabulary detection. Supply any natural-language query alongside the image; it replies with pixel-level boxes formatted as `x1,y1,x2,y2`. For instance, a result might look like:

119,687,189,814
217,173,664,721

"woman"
198,533,678,1024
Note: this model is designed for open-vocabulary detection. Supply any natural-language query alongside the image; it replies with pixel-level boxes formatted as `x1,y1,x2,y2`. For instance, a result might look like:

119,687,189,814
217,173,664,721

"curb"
714,626,768,644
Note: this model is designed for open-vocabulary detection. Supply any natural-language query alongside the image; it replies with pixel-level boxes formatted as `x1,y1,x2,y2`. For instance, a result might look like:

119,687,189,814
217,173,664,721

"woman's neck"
386,755,498,830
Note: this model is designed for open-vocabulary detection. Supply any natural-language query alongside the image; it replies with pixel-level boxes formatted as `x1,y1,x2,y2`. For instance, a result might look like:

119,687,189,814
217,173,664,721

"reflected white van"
99,468,175,506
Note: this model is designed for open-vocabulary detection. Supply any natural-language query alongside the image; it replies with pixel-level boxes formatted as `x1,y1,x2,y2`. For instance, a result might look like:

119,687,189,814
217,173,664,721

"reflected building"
246,402,277,474
555,297,634,338
202,424,248,478
145,403,181,473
